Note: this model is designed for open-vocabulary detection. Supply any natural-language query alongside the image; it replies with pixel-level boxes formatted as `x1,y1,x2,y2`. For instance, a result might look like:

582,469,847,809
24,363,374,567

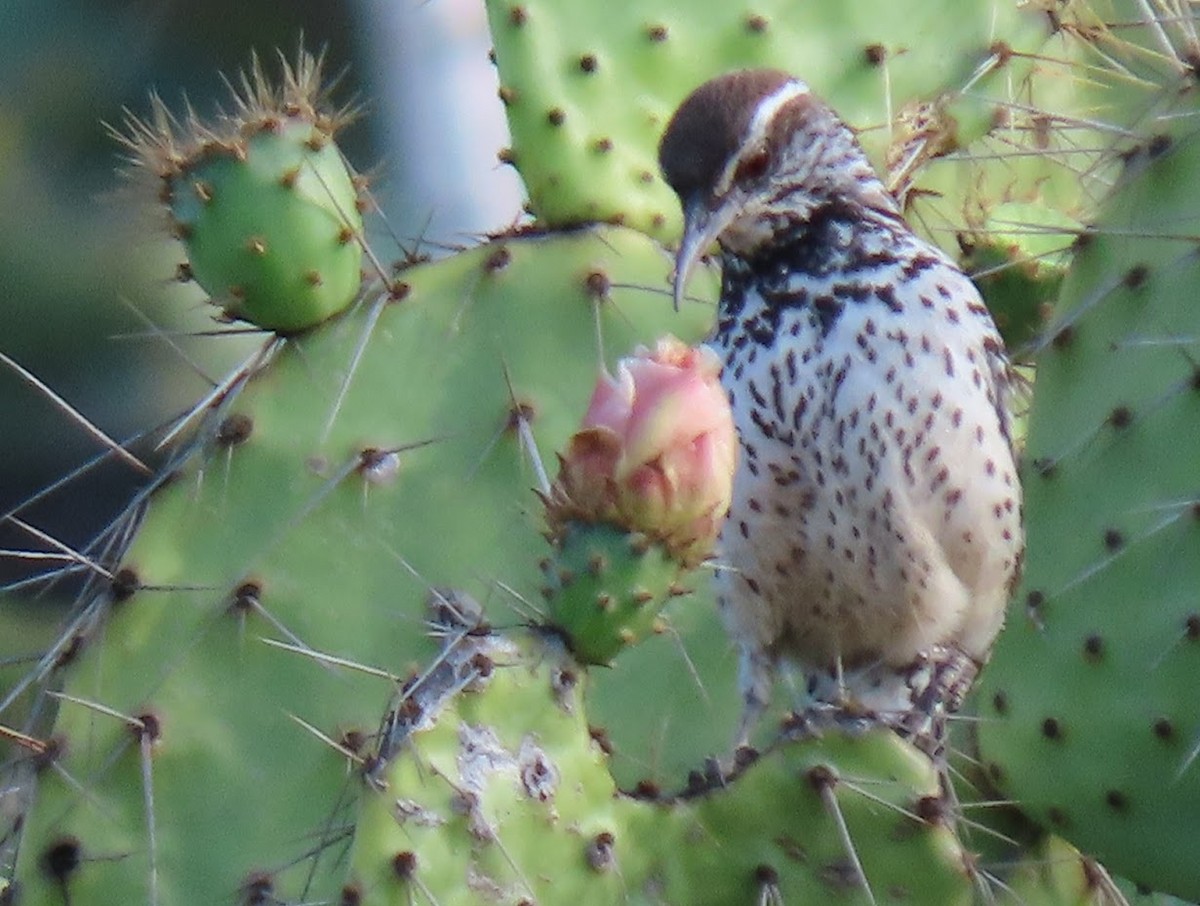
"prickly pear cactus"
6,0,1200,904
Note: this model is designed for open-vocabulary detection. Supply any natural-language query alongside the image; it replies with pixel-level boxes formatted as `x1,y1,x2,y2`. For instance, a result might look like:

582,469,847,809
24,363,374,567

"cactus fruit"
120,52,365,332
539,522,693,666
541,338,734,664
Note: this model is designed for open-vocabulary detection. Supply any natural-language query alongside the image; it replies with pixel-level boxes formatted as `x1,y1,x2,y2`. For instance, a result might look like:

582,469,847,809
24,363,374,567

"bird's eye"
734,148,771,183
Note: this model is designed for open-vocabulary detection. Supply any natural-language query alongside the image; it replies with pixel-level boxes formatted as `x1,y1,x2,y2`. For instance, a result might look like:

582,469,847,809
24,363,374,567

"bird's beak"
672,195,736,312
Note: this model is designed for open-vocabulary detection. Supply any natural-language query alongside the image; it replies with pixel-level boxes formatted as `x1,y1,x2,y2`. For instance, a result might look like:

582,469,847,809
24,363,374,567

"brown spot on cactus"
229,579,263,614
468,652,494,678
585,831,616,872
53,633,86,669
746,14,769,33
1041,717,1063,740
484,246,512,274
579,53,598,73
1047,806,1069,828
592,137,613,153
1154,717,1175,741
240,871,274,904
1123,264,1149,289
39,836,80,883
504,399,536,433
1031,456,1056,477
914,795,948,825
1105,790,1129,811
992,690,1008,714
547,107,566,127
632,778,661,798
645,24,668,41
497,85,518,106
216,412,254,447
357,448,401,485
110,566,141,602
864,43,886,65
1083,634,1104,660
1108,405,1133,428
1185,613,1200,639
391,851,418,879
340,728,367,753
584,268,610,299
1103,527,1123,551
588,724,614,755
755,863,780,885
806,763,838,792
131,710,162,744
1050,324,1074,349
508,4,527,26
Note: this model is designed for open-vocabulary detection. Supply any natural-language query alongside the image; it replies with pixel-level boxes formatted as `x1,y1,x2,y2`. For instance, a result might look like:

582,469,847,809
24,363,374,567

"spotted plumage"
659,70,1023,745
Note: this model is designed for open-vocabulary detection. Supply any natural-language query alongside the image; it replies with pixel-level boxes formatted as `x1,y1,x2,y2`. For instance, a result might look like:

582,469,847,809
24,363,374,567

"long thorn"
814,770,876,906
0,351,150,474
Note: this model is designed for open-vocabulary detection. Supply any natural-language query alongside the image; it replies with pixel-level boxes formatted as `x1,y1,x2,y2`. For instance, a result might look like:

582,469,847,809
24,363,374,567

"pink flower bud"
547,336,735,567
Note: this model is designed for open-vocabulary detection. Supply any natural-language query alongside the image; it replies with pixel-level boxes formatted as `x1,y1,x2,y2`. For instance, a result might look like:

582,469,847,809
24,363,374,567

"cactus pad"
977,98,1200,901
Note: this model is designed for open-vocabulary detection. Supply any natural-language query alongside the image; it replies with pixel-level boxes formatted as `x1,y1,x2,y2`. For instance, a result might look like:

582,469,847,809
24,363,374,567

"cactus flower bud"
547,336,735,567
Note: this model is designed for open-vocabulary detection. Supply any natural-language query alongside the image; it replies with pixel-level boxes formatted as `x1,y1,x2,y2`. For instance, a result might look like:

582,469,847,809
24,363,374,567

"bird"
658,69,1023,749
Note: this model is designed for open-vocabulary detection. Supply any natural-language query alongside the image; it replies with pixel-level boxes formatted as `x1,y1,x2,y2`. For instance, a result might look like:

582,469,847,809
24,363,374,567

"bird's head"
658,69,892,309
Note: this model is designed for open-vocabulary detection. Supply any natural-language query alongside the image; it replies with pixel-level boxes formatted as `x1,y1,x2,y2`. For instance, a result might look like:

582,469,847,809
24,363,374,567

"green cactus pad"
354,620,976,906
169,117,364,332
12,226,717,905
977,100,1200,901
485,0,1050,239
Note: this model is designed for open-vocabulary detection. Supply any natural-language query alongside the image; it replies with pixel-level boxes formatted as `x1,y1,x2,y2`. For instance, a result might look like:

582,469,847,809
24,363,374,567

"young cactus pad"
122,53,365,332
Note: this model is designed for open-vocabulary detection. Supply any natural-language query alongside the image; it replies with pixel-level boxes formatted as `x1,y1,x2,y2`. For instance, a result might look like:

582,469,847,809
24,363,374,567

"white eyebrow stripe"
715,78,810,195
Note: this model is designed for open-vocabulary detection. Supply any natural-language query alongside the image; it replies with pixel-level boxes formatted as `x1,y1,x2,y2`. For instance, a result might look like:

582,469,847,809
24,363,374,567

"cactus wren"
659,70,1023,745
